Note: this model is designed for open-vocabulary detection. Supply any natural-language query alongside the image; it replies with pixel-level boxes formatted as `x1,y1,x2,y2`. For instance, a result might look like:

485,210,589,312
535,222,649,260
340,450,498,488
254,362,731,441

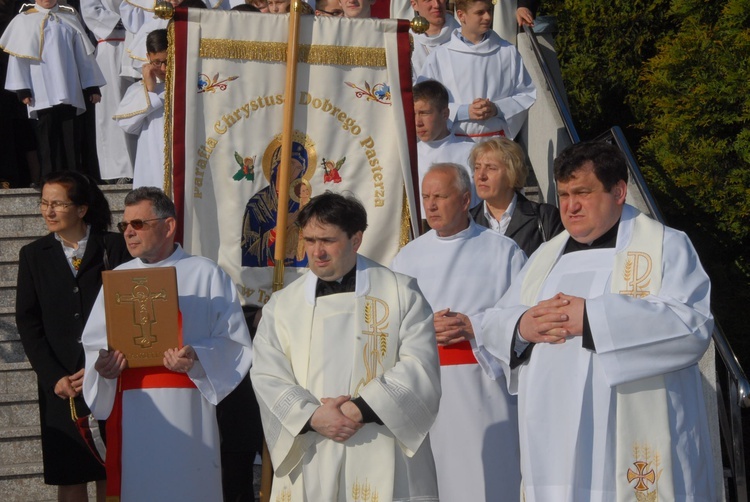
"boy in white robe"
114,28,167,189
252,192,441,502
414,79,479,208
83,187,253,502
410,0,459,80
1,0,105,175
391,164,526,501
418,0,536,141
81,0,136,181
481,141,716,501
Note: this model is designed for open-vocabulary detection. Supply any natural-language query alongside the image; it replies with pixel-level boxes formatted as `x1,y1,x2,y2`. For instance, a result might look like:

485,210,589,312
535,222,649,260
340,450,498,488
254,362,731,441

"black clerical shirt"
300,265,382,433
511,220,621,367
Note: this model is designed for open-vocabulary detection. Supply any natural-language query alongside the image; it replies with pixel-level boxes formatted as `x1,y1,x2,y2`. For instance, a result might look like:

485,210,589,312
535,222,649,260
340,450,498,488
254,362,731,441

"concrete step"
0,371,39,430
0,263,17,285
0,472,57,502
0,240,33,269
0,281,16,311
0,433,42,465
0,339,25,365
0,308,17,340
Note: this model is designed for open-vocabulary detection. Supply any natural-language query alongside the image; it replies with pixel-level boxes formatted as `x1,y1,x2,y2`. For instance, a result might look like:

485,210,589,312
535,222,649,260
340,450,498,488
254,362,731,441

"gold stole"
271,272,401,502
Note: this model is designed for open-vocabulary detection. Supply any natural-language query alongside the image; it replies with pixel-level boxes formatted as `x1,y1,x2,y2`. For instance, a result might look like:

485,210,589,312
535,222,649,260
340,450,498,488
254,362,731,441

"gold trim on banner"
199,39,387,67
400,184,412,248
164,21,175,196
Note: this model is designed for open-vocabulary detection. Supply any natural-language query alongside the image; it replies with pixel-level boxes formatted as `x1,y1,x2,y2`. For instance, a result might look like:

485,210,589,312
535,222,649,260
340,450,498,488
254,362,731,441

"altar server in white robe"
82,187,253,502
1,0,105,175
391,163,526,501
252,192,441,502
81,0,136,181
414,79,479,207
418,0,536,141
115,29,167,189
410,0,459,80
481,141,716,501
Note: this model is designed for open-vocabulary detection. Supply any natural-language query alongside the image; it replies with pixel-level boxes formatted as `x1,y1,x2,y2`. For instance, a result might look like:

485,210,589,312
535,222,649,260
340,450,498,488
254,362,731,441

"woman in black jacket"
15,172,131,502
469,138,563,257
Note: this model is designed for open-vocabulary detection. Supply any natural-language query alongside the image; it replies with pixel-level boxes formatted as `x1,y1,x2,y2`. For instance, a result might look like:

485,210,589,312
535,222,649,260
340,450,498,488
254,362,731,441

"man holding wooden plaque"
82,187,253,501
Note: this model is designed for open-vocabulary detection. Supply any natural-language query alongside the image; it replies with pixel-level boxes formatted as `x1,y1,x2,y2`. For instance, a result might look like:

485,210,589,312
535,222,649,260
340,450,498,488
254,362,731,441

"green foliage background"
541,0,750,370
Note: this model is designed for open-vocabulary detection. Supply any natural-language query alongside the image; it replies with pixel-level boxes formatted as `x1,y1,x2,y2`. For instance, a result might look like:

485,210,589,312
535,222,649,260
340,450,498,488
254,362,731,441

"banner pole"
262,4,302,502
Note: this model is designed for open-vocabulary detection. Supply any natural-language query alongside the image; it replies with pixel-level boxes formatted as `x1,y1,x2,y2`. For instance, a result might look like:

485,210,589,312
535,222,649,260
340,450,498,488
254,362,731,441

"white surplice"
416,132,480,207
481,205,716,501
391,219,526,502
82,245,253,502
1,4,105,118
81,0,136,180
251,255,441,502
114,79,165,188
411,14,460,82
418,29,536,140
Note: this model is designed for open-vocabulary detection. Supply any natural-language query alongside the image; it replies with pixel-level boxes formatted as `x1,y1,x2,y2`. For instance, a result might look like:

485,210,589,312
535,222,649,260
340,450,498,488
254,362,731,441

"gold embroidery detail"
400,184,412,248
352,479,379,502
199,39,387,67
627,443,662,500
111,82,151,120
163,22,175,195
620,251,652,298
355,296,389,396
275,485,291,502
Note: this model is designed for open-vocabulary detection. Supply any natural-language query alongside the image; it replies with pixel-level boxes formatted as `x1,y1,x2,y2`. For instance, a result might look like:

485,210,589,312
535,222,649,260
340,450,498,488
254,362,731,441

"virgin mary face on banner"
241,133,316,268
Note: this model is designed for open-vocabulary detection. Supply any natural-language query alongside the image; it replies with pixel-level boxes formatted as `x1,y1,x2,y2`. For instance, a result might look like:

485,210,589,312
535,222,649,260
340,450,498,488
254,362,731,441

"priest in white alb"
82,187,253,501
391,163,526,501
481,141,716,501
251,192,441,502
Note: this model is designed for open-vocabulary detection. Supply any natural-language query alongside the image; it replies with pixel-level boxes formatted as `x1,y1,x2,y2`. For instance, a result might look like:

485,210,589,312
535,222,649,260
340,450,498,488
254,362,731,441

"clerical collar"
563,220,620,254
315,265,357,298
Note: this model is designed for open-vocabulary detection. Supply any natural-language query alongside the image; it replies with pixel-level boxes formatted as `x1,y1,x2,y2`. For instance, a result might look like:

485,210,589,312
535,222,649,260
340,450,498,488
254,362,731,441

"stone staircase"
0,186,129,501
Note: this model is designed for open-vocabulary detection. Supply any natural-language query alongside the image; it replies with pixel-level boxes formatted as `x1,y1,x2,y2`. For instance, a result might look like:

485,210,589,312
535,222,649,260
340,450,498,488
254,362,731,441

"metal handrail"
523,25,580,144
522,23,749,501
600,126,750,409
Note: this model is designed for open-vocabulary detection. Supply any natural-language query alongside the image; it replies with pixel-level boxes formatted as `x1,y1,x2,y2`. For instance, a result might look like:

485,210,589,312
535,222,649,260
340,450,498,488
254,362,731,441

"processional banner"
169,10,419,307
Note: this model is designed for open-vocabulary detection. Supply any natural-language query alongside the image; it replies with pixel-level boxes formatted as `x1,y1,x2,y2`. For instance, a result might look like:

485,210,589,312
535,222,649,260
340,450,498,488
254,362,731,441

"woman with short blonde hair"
470,138,563,256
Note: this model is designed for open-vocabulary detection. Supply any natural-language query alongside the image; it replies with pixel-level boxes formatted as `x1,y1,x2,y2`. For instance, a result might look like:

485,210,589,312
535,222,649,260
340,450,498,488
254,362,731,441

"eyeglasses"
317,8,344,15
40,199,75,211
117,218,167,233
149,59,168,68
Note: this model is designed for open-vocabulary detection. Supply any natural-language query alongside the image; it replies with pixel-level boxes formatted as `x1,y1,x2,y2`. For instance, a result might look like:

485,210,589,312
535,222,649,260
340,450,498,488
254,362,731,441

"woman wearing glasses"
15,172,132,502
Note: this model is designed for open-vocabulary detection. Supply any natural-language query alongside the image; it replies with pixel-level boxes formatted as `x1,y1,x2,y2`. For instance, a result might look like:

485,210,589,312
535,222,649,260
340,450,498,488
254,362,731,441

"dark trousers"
217,373,263,502
34,104,81,176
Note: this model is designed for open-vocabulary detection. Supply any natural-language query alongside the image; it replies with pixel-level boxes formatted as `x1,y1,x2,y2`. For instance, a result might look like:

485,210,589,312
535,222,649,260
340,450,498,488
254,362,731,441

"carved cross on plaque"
116,277,167,348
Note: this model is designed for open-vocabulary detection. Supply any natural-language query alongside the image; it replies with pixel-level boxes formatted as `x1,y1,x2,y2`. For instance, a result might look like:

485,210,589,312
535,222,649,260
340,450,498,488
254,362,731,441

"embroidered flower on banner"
345,81,391,105
198,73,239,94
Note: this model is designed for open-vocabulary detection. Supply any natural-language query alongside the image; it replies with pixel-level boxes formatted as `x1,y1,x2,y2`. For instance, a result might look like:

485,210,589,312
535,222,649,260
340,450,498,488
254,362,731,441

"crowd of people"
0,0,538,189
7,0,719,501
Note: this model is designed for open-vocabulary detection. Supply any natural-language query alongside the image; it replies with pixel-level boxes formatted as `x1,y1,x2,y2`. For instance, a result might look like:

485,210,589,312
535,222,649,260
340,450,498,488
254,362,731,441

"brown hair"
455,0,491,13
